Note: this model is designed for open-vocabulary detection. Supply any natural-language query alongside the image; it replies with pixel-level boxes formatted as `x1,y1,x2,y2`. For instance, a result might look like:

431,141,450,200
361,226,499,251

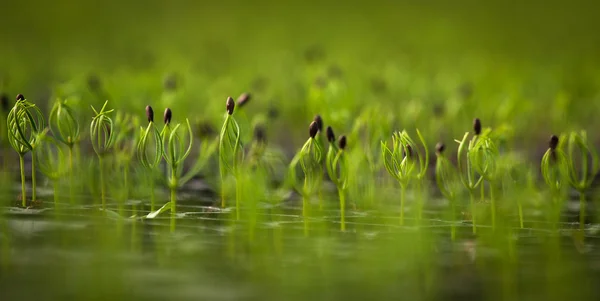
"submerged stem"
19,154,26,207
490,182,496,231
170,167,177,233
235,174,241,221
150,174,156,211
518,200,524,229
99,156,106,210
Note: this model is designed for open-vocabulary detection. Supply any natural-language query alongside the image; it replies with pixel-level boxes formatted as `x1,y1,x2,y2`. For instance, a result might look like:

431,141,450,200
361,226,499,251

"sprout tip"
226,96,235,115
309,121,319,139
145,105,154,123
473,118,482,135
163,108,172,125
338,135,347,150
326,126,335,143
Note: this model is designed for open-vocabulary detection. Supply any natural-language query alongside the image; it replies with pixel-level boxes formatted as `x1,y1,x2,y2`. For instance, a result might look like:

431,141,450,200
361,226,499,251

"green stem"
400,184,406,226
235,175,241,221
31,153,36,202
579,191,586,231
170,186,176,233
150,173,156,212
68,145,74,205
19,154,26,207
470,190,477,234
339,188,346,232
220,175,226,208
302,184,309,237
53,180,59,211
99,156,106,210
490,182,496,231
518,200,524,229
451,202,456,241
170,167,177,233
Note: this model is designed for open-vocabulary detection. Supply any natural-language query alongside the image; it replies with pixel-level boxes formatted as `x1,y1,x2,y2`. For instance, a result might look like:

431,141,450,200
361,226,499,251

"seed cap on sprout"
313,115,323,133
549,135,559,150
338,135,347,150
164,108,172,125
473,118,482,135
436,142,445,154
226,96,235,115
146,105,154,123
309,121,319,138
16,94,25,101
326,126,335,143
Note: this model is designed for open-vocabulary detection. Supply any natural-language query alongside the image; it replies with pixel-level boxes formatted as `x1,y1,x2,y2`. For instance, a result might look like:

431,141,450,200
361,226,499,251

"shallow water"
2,187,600,301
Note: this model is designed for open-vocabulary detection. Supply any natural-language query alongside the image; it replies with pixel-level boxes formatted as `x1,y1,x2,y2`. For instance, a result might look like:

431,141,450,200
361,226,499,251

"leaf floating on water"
146,202,171,219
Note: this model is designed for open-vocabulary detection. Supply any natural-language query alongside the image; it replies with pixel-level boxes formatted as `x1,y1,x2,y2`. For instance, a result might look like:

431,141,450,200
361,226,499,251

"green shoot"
326,133,349,231
218,97,243,216
90,101,115,210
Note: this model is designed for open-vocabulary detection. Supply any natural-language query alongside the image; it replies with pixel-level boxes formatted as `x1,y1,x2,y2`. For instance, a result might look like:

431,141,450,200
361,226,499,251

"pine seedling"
566,131,599,230
7,94,45,207
434,142,462,240
541,134,569,227
381,129,428,225
219,97,243,218
137,105,163,211
455,118,486,233
326,131,349,231
160,108,194,231
90,101,115,210
49,100,81,204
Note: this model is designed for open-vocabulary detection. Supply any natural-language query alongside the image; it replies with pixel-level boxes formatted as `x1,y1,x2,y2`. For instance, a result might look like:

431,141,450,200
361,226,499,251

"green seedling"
7,94,45,207
455,118,485,233
161,108,193,232
381,129,428,225
566,131,599,231
541,134,569,227
325,131,349,231
469,124,500,230
434,142,462,240
287,121,323,236
137,105,163,211
219,97,243,217
49,100,81,204
90,101,115,210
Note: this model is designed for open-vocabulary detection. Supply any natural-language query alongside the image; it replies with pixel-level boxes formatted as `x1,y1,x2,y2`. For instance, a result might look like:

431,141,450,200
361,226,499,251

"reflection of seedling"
566,131,599,230
36,135,68,209
7,94,45,207
381,129,428,225
326,132,349,231
90,101,115,210
435,142,462,240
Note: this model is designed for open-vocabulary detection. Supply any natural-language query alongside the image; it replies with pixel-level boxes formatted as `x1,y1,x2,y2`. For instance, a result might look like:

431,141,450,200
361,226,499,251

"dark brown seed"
1,93,8,111
338,135,347,150
309,121,319,139
313,115,323,133
16,94,25,101
254,124,266,143
226,96,235,115
436,142,445,154
236,93,251,108
473,118,482,135
145,105,154,123
326,126,335,143
164,108,172,125
549,135,559,150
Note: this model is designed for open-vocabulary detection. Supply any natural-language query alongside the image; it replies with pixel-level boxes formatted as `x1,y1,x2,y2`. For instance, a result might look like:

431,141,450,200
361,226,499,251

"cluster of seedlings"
3,93,599,237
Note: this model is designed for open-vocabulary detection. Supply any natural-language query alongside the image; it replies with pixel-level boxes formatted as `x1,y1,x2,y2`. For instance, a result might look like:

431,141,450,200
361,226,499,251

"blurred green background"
2,0,600,151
